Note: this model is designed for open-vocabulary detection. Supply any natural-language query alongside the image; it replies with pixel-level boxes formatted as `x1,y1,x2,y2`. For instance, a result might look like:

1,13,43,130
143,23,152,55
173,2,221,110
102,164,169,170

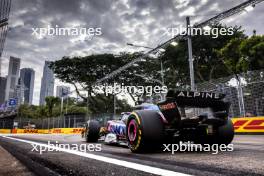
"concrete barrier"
7,128,83,134
0,129,11,133
232,117,264,133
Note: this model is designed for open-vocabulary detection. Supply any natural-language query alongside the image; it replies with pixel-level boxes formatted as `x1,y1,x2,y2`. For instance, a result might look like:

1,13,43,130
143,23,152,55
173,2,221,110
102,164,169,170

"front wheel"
86,120,100,142
127,110,164,153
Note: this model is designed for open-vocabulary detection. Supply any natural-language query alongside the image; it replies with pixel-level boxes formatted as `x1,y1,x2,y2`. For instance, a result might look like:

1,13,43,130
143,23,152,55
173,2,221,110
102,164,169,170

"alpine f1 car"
82,90,234,153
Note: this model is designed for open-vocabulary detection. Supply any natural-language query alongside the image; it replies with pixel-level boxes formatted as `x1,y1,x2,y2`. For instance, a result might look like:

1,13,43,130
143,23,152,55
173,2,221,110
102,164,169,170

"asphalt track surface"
0,134,263,176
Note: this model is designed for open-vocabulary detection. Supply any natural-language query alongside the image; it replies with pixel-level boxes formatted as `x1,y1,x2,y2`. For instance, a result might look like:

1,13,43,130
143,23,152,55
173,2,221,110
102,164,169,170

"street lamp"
186,16,195,91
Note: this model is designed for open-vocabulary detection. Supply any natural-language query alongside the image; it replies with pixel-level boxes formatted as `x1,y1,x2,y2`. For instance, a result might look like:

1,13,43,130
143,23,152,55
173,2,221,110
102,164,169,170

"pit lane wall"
0,117,264,134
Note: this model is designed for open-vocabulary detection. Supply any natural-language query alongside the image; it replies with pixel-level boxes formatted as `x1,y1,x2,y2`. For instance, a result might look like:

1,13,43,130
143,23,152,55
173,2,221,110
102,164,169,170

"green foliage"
161,24,246,88
50,52,161,101
240,35,264,70
45,96,60,117
67,106,87,114
87,94,131,114
218,35,264,75
18,104,46,119
17,94,131,119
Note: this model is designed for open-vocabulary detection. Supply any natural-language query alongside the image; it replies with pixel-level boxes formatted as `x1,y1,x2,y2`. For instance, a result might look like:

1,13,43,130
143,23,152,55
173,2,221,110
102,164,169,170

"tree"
50,53,162,102
217,35,264,117
18,104,34,119
240,35,264,70
45,96,60,117
161,24,246,89
218,38,249,75
77,93,132,114
36,105,47,118
217,35,264,76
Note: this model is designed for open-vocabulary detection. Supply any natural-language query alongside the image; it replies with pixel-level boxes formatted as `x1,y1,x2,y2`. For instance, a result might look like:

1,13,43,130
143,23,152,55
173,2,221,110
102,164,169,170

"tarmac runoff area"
0,134,263,176
0,145,34,176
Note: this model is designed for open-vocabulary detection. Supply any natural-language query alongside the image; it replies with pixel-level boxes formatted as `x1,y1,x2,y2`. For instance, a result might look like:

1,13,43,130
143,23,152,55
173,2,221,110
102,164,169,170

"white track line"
2,136,191,176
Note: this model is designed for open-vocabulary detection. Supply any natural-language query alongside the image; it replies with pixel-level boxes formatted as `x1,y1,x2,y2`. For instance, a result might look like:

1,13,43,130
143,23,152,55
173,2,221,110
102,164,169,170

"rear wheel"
202,118,234,145
214,118,234,145
86,120,100,142
127,110,164,153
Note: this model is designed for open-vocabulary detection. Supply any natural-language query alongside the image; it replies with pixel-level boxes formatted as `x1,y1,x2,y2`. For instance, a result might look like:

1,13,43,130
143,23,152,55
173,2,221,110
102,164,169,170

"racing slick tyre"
126,110,164,153
86,120,100,142
214,118,234,145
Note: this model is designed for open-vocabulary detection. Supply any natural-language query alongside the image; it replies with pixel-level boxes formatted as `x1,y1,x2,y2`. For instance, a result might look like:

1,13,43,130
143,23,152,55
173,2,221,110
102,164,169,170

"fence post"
74,115,76,128
48,118,50,130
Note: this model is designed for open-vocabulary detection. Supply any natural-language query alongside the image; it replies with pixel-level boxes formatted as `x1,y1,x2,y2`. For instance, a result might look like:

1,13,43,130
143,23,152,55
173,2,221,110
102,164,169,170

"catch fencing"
197,70,264,117
4,113,118,129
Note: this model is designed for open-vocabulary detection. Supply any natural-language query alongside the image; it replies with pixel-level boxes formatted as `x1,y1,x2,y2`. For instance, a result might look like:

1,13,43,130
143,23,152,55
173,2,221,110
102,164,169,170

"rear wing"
155,91,230,123
165,91,229,110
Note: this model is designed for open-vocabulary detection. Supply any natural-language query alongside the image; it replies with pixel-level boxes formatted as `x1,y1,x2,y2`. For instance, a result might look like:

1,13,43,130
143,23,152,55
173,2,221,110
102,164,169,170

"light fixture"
203,25,211,31
170,41,178,46
148,53,158,59
244,5,254,12
244,92,251,96
158,48,166,52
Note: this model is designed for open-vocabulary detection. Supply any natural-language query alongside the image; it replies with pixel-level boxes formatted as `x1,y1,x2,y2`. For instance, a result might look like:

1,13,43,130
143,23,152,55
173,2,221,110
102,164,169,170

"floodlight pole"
186,16,195,91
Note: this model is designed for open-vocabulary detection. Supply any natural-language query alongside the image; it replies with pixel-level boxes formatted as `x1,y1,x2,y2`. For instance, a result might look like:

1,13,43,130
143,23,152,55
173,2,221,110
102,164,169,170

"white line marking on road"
2,136,191,176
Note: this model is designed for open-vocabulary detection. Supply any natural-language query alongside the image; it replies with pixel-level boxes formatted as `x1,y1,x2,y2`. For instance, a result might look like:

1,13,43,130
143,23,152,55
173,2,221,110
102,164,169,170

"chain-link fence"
197,70,264,117
1,113,119,129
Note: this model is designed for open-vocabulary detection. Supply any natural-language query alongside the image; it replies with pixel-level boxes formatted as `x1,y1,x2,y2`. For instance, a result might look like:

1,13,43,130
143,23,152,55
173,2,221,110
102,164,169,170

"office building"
0,0,12,76
39,61,54,105
20,68,35,104
56,86,70,98
0,77,7,104
5,56,21,101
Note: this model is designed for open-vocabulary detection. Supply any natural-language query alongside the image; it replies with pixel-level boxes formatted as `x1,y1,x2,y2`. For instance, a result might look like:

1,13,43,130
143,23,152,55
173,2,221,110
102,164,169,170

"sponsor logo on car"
159,103,176,110
176,91,221,99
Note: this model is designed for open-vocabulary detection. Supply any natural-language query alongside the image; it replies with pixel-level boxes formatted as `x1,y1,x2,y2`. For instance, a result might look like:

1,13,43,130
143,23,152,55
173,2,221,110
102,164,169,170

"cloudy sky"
1,0,264,105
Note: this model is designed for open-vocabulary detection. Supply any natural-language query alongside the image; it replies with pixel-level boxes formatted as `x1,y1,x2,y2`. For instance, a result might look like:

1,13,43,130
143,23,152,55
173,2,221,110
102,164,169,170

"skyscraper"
0,0,12,76
5,56,21,101
0,76,7,104
39,61,54,105
56,86,70,98
20,68,35,104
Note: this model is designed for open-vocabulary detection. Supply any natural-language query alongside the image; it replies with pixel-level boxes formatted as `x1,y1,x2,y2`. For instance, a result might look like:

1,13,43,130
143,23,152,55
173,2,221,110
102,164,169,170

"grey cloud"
2,0,263,104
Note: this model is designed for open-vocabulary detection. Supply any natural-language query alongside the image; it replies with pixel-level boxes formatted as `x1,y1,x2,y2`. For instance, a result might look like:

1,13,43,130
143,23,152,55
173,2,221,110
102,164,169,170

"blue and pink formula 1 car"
82,91,234,153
